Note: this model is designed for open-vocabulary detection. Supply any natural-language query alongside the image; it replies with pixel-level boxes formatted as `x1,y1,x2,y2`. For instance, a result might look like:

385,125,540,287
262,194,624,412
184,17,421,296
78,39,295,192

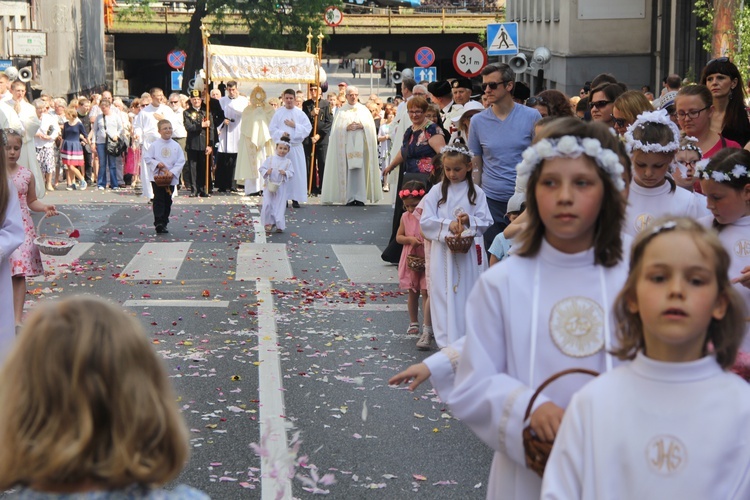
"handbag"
522,368,598,477
103,114,127,156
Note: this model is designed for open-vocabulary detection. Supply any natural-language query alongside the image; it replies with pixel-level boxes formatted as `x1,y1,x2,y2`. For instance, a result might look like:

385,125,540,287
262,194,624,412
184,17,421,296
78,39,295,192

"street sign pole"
370,61,373,95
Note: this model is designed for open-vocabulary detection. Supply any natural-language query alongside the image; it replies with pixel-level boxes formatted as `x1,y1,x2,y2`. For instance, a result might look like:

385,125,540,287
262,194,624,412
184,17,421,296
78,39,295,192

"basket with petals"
406,254,425,271
35,212,78,256
153,166,174,188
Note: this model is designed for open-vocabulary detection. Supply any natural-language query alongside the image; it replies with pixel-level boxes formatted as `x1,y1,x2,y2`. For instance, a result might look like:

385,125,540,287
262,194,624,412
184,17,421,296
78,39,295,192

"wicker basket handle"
523,368,598,422
35,211,74,239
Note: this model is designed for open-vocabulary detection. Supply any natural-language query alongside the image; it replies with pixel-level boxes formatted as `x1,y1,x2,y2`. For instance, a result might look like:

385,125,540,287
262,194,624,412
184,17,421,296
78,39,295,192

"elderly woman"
381,96,446,263
611,90,654,135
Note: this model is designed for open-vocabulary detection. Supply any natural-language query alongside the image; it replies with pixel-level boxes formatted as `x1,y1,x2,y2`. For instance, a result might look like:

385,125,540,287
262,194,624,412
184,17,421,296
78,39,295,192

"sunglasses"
589,100,612,109
169,100,180,104
526,96,547,107
610,115,627,127
707,56,730,65
481,81,508,91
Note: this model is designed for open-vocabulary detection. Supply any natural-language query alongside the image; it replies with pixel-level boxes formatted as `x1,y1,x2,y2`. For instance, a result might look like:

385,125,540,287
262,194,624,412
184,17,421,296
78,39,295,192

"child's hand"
388,362,431,391
44,205,58,217
449,221,462,235
457,213,470,227
278,169,286,177
410,236,422,246
530,401,565,442
732,266,750,290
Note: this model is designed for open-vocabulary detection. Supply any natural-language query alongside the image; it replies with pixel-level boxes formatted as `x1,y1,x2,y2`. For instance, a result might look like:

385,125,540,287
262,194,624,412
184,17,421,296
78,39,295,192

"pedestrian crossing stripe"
487,22,519,56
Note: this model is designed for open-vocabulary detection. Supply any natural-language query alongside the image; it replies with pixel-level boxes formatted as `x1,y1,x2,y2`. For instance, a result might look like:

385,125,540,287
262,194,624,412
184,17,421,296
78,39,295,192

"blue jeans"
96,143,118,188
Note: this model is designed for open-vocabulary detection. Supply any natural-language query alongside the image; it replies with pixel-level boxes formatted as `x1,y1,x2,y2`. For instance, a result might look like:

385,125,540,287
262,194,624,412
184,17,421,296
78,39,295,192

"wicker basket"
266,181,280,193
35,212,77,256
406,254,425,271
153,167,174,188
445,235,474,254
522,368,598,477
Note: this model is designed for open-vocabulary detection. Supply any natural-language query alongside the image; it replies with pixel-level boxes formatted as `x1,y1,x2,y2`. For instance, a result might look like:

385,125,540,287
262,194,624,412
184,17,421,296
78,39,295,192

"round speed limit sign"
453,42,487,78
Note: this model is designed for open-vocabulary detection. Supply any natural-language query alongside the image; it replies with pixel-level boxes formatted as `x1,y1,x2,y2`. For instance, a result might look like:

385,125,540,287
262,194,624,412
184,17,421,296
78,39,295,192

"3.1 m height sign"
453,42,487,78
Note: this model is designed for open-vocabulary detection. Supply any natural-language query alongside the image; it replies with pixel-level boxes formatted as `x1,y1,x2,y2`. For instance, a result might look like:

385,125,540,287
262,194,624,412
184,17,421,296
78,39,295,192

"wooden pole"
200,25,211,195
307,30,324,194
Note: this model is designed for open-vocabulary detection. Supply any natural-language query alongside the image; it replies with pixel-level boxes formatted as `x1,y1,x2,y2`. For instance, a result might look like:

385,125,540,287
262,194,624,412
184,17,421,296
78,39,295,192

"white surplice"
259,156,293,231
419,181,492,348
542,353,750,500
218,95,248,154
448,239,629,499
133,103,174,199
0,181,24,363
268,105,311,203
624,181,710,236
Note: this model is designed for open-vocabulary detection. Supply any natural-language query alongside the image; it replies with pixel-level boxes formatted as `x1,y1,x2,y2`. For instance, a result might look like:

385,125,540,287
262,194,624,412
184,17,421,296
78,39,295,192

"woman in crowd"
700,57,750,147
378,105,396,192
612,90,654,136
589,82,625,128
675,85,741,160
526,89,574,118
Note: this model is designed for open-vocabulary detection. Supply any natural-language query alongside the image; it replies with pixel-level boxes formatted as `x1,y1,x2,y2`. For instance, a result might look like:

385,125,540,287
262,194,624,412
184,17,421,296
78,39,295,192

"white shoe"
416,327,433,351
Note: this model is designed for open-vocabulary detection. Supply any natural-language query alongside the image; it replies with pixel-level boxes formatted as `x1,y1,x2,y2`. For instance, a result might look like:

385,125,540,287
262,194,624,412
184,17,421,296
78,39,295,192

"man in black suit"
184,90,215,197
302,83,333,196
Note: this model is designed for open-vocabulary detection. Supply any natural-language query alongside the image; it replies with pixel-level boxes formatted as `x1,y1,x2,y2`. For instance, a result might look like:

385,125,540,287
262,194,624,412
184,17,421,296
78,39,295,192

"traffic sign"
0,60,11,72
167,49,186,70
324,6,343,27
487,23,519,56
372,58,385,70
415,46,435,68
453,42,487,78
171,71,183,91
413,67,437,83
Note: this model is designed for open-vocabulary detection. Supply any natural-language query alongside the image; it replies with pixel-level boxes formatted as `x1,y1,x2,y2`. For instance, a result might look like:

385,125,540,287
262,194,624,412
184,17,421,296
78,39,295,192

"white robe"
321,102,382,205
143,138,185,185
0,181,24,362
420,182,492,348
542,353,750,500
449,240,629,499
2,100,44,199
218,95,249,154
268,106,311,202
259,156,293,231
624,180,710,236
423,336,466,403
133,103,173,199
236,104,274,194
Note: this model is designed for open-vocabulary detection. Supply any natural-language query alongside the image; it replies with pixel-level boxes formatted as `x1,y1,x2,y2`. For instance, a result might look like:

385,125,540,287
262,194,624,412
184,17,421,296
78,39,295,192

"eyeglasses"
481,81,508,91
407,109,424,114
140,104,147,108
169,100,180,104
589,100,612,109
676,159,698,169
610,115,628,127
676,106,710,120
526,96,547,107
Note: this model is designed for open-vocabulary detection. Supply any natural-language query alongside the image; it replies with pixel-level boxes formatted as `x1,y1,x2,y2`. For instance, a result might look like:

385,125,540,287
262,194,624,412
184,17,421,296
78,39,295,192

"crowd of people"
0,55,749,497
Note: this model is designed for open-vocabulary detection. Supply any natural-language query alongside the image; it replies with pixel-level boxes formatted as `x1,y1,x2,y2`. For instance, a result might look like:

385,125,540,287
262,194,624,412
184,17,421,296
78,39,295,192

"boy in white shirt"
144,120,185,234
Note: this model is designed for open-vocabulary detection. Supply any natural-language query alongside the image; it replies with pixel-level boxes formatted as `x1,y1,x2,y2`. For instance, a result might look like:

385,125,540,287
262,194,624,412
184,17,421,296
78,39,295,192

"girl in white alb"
543,218,750,500
624,109,709,237
696,148,750,359
259,140,293,233
448,119,631,499
419,145,492,349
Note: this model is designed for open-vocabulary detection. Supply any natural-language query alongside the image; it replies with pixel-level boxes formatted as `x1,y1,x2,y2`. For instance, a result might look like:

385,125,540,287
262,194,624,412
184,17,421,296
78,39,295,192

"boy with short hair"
144,119,185,234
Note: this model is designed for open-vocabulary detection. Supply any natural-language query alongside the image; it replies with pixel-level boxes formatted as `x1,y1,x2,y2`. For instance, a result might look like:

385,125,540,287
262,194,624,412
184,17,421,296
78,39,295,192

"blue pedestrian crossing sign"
487,23,519,56
171,71,183,91
413,66,437,83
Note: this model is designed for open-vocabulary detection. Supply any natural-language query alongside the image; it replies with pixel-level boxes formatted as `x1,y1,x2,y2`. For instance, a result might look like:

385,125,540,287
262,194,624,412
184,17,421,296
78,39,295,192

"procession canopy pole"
201,24,212,194
308,29,323,194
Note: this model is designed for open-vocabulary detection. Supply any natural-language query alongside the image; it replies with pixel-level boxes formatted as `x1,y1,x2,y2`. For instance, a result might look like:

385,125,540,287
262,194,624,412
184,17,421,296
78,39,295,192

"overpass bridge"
109,6,503,92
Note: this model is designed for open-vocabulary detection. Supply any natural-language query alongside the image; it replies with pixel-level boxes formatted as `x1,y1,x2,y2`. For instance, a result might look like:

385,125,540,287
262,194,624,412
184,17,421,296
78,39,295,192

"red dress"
10,166,43,277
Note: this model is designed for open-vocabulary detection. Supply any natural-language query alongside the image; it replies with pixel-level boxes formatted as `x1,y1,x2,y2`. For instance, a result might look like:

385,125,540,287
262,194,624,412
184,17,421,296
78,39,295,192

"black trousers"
151,182,173,227
215,152,236,191
303,139,328,194
187,149,212,194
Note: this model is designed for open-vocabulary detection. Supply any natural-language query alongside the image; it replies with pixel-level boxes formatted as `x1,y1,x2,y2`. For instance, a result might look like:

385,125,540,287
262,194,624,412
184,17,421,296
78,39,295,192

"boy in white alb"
144,120,185,234
259,140,293,233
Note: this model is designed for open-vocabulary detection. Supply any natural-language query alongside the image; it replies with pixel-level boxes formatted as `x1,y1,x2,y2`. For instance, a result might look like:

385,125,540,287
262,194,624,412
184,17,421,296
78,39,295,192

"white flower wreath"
516,135,626,191
696,161,749,182
624,109,681,155
441,144,474,158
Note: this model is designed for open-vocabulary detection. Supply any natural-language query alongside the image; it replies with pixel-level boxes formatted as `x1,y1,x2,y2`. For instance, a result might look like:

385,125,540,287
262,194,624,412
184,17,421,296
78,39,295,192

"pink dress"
10,166,43,277
398,210,427,291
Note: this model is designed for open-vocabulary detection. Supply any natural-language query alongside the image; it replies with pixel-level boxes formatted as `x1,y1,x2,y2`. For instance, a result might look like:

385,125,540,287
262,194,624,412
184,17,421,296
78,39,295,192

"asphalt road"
15,187,492,499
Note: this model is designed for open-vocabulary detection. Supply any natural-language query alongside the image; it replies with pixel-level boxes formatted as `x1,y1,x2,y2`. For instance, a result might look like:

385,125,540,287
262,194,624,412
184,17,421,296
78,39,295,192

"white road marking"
252,217,292,499
331,244,398,284
236,243,293,281
313,302,408,311
120,242,191,280
39,242,95,281
123,300,229,308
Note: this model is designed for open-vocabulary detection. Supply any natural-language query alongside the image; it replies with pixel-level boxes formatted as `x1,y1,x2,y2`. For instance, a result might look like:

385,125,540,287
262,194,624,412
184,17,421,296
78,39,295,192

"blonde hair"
612,217,747,368
613,90,654,125
0,296,189,489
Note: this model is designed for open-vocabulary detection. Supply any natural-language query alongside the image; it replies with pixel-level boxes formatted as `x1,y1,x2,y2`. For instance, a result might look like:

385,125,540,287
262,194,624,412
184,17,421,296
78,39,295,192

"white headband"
441,144,474,158
624,109,680,155
696,161,749,183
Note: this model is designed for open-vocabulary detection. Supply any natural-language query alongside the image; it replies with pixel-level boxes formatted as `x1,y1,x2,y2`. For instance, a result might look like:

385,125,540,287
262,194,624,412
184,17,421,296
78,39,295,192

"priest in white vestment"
268,89,312,205
235,86,274,195
216,81,248,192
321,86,382,206
133,88,173,200
4,81,44,199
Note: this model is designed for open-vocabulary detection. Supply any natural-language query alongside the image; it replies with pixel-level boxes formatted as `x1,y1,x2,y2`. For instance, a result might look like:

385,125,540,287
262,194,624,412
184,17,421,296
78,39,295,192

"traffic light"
368,58,373,66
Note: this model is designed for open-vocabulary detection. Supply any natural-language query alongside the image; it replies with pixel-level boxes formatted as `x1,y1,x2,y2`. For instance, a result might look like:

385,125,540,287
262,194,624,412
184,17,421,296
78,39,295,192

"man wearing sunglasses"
468,63,541,237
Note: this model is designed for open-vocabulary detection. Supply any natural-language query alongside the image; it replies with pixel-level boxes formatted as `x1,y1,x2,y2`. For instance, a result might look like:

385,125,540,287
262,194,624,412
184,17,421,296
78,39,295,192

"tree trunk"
713,0,738,57
182,0,207,93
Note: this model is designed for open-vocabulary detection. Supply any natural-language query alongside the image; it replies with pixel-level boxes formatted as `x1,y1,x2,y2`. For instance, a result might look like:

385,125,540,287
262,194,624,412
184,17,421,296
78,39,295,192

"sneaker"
72,183,77,190
98,186,105,190
65,184,74,191
155,224,169,234
79,180,87,190
416,327,434,351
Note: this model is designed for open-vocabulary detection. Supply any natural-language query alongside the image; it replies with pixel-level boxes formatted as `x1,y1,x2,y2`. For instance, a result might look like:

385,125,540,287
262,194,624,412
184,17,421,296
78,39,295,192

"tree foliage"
694,0,750,83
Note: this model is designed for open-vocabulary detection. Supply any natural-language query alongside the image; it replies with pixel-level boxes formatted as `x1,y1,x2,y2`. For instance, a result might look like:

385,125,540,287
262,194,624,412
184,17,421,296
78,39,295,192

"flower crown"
516,135,626,191
399,188,426,199
441,144,474,158
695,160,749,183
679,136,702,159
624,109,681,155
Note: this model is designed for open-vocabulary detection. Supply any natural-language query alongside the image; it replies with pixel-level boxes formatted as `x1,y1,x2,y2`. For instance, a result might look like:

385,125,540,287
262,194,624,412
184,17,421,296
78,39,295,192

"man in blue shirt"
468,64,541,227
